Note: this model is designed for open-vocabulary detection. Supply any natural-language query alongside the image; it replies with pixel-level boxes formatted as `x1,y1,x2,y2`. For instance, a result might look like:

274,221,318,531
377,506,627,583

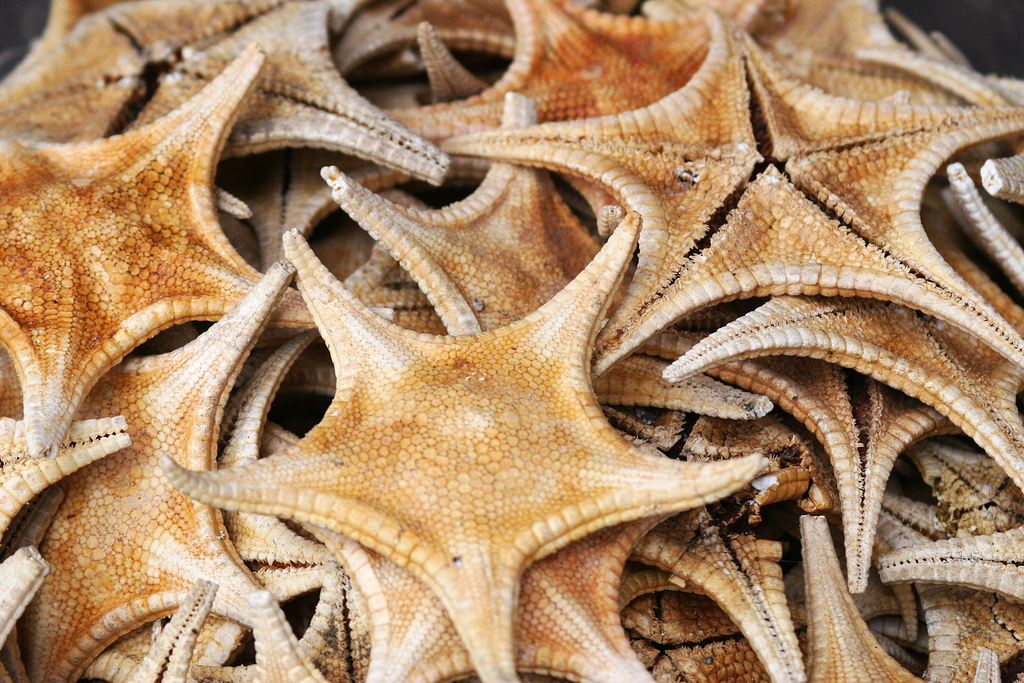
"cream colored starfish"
163,218,763,682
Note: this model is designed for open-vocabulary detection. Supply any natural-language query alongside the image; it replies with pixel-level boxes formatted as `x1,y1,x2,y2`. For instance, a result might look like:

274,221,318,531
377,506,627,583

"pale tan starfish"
163,219,763,682
0,45,308,458
800,514,924,683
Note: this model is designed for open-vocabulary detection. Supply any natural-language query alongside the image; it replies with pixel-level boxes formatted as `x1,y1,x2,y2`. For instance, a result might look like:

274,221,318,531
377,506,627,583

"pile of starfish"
4,0,1024,681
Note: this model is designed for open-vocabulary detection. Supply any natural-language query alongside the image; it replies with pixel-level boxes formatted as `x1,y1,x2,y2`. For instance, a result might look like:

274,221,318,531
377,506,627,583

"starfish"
799,514,924,683
162,217,764,682
665,295,1024,522
0,45,310,458
630,509,805,683
0,546,49,652
389,0,725,141
18,263,297,682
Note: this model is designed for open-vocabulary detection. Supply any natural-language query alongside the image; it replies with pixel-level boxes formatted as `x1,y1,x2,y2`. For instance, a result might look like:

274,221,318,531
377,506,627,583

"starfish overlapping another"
6,0,1024,682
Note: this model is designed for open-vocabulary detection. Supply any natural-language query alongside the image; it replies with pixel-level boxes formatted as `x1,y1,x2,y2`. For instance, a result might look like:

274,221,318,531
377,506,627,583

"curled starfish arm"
972,648,999,683
800,515,925,683
853,47,1013,106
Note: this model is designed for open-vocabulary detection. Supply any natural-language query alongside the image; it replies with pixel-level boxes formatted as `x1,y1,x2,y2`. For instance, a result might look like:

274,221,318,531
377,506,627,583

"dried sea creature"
3,1,1024,683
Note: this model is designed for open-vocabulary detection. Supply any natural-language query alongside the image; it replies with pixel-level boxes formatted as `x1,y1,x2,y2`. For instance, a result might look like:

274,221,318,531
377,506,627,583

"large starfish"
0,45,309,458
19,263,296,683
162,217,763,682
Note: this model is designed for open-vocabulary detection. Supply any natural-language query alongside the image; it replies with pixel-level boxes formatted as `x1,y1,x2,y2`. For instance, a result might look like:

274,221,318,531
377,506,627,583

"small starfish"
0,45,308,457
799,514,924,683
19,263,295,683
163,220,763,682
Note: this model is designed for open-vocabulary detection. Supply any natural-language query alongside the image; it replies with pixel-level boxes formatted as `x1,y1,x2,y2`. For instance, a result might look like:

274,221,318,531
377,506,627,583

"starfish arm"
800,515,925,683
0,546,49,648
0,416,130,536
632,514,805,683
418,22,488,103
877,526,1024,602
945,162,1024,298
982,152,1024,205
594,354,773,420
853,47,1012,106
133,580,218,683
247,591,330,683
973,648,1000,683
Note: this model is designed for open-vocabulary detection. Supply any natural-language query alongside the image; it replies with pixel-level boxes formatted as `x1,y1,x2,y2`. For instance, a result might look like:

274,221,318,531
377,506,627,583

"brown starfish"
0,45,309,458
162,218,763,682
19,263,294,682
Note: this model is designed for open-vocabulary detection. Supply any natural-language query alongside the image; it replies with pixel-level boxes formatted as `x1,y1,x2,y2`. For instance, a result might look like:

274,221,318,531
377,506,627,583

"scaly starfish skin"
162,220,764,682
20,263,296,683
0,45,308,458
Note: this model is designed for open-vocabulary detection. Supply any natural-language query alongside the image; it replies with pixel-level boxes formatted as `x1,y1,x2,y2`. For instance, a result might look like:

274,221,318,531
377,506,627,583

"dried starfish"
799,514,924,683
0,45,308,458
0,546,49,651
665,296,1024,511
0,0,448,184
631,510,804,683
163,219,764,682
19,263,295,683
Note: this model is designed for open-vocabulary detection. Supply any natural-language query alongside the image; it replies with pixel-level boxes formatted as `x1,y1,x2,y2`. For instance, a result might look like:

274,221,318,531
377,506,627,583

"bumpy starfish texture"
0,45,309,458
163,220,763,682
0,546,49,650
20,263,295,683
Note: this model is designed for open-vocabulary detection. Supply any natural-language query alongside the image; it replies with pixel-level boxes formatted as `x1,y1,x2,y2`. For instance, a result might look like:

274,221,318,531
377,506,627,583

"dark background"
0,1,1022,82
